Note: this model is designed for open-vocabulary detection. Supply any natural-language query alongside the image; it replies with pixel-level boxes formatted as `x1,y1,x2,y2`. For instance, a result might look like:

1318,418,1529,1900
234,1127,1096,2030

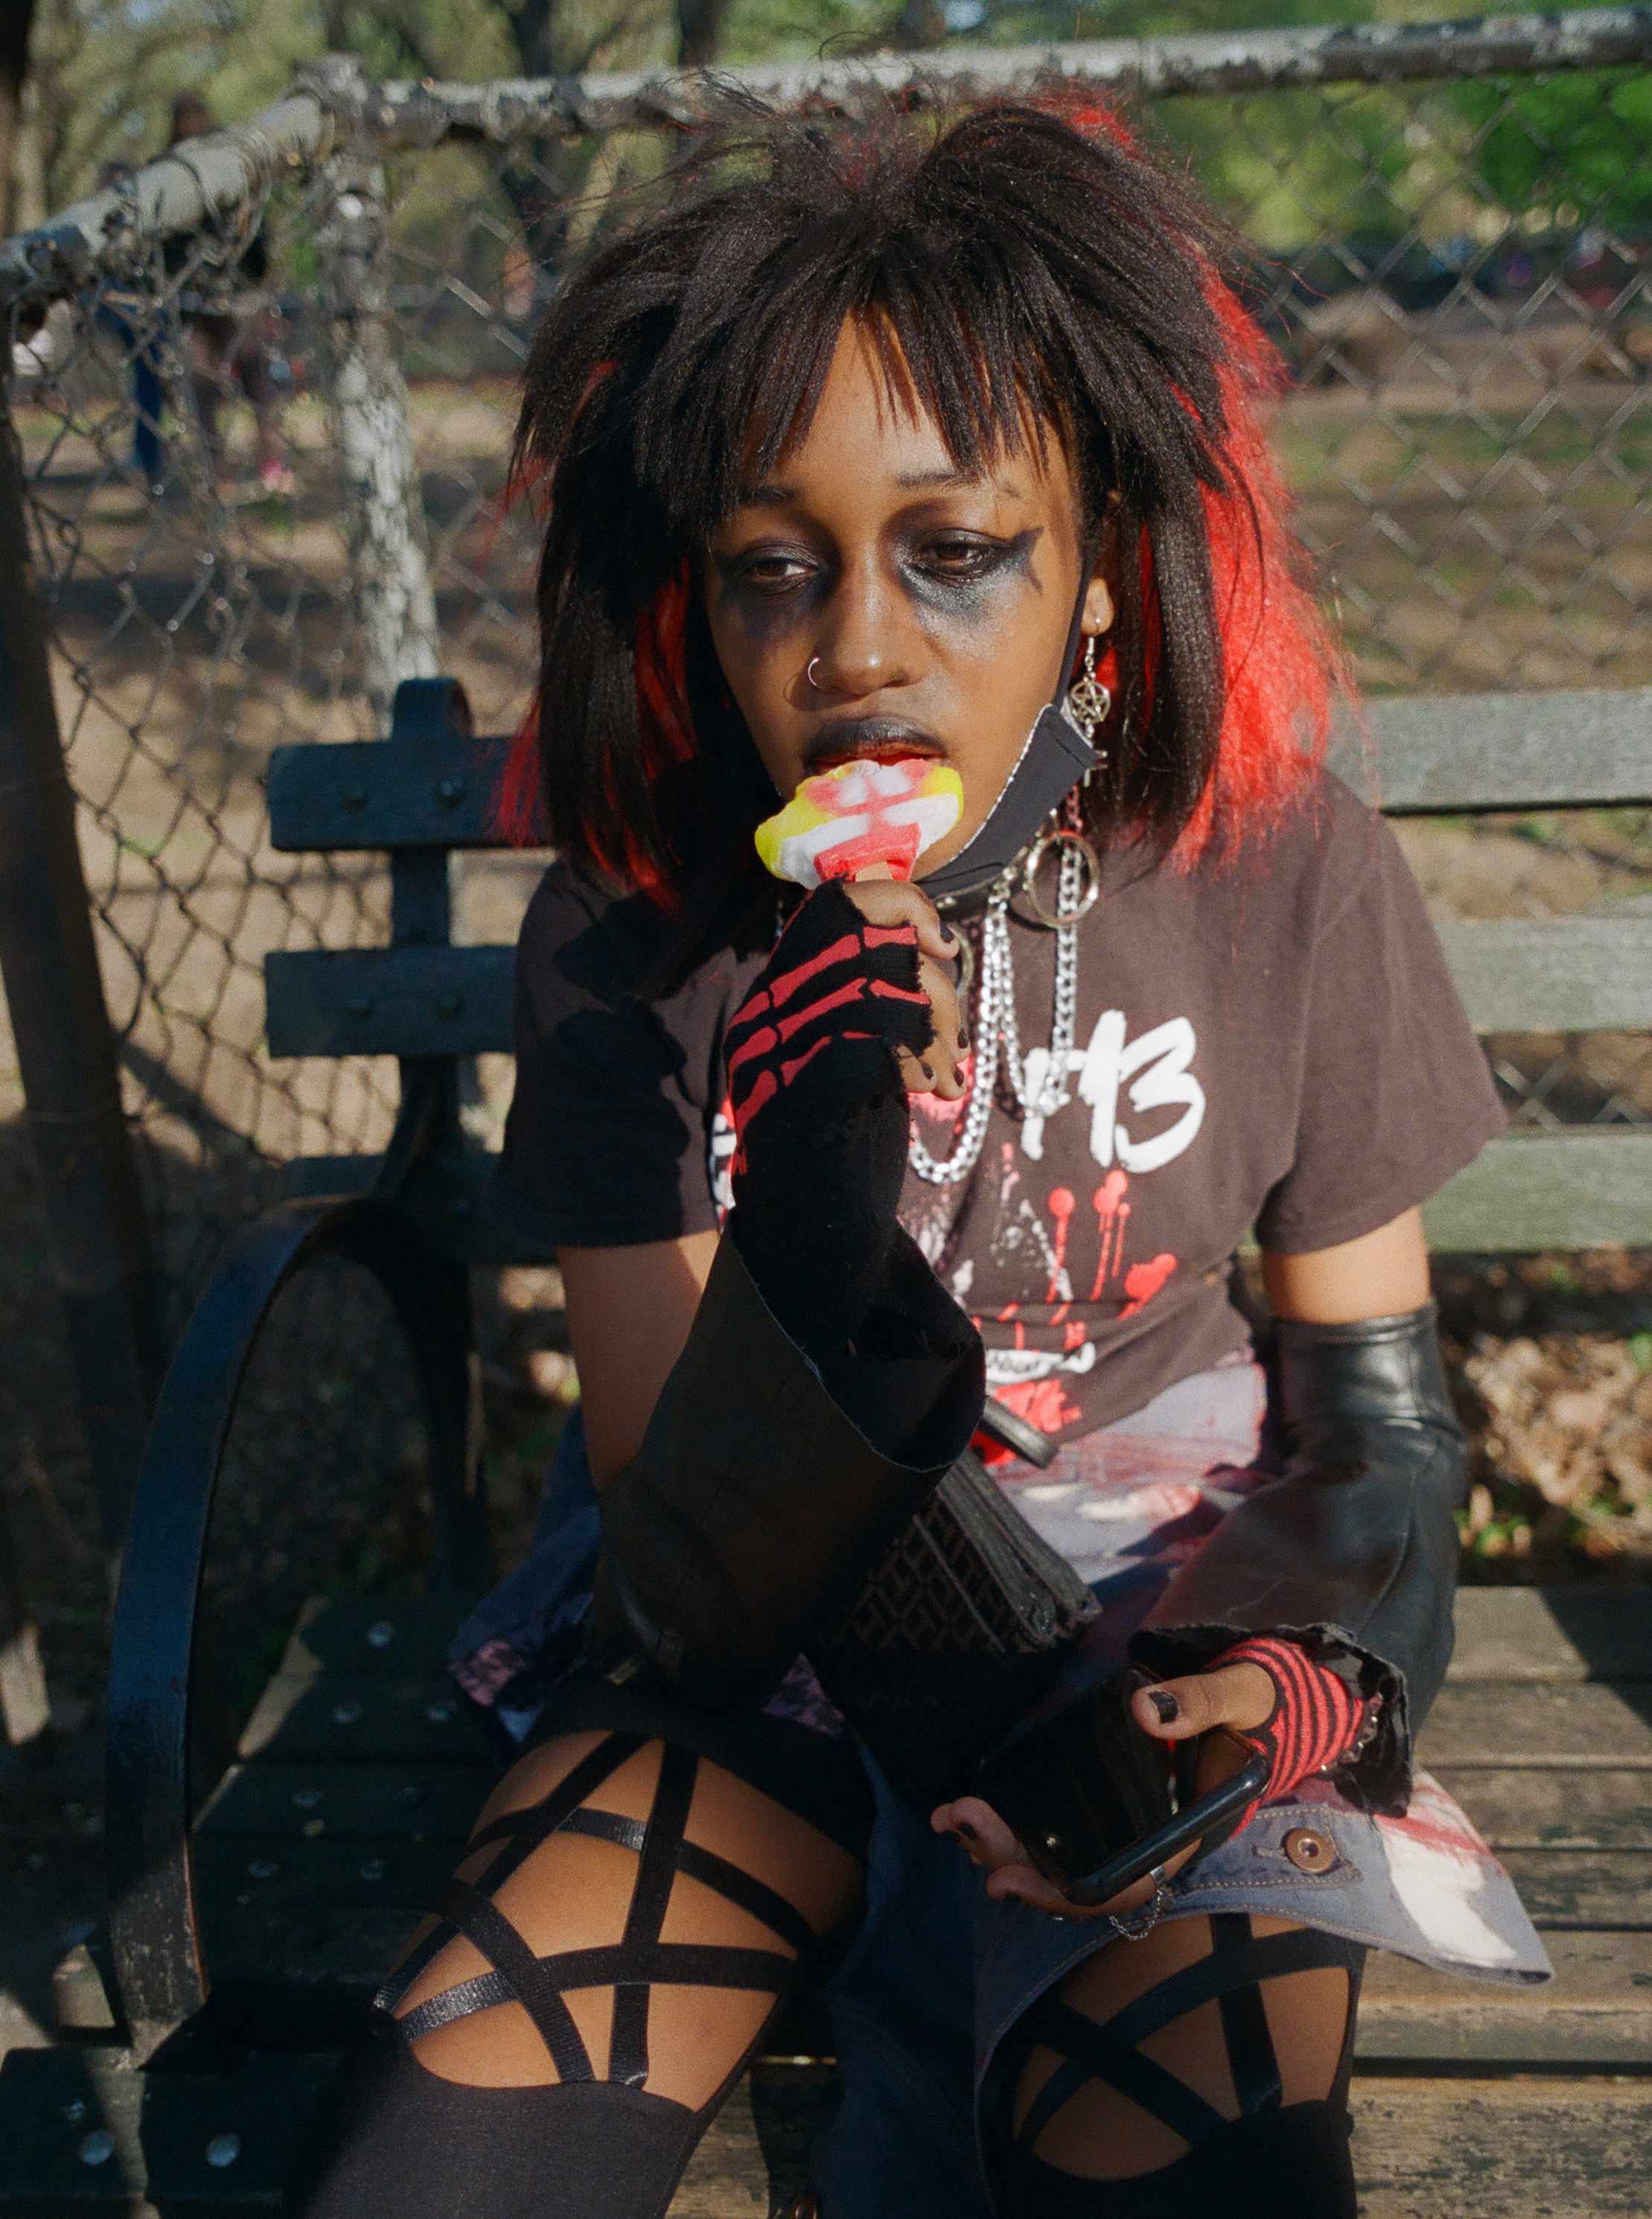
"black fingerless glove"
725,881,935,1359
1132,1304,1467,1815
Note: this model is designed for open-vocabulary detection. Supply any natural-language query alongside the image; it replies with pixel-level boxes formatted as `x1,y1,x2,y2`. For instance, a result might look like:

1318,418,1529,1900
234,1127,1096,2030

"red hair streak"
1044,87,1344,857
492,571,696,910
491,696,549,849
1174,278,1345,858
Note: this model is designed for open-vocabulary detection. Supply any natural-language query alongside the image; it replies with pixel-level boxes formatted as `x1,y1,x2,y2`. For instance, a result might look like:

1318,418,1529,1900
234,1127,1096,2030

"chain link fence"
0,11,1650,1330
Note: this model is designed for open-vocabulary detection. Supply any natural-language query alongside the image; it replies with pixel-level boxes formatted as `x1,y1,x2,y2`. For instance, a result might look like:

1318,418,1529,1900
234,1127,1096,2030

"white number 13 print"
1021,1011,1206,1172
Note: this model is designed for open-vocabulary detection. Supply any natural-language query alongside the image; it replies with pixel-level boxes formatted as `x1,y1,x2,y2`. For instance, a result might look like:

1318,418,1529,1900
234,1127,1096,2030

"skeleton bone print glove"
724,881,935,1358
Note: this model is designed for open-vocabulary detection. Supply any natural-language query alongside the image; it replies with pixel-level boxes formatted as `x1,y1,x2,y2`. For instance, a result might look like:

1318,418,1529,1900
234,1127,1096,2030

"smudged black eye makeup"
907,526,1040,593
712,523,1042,608
715,545,819,597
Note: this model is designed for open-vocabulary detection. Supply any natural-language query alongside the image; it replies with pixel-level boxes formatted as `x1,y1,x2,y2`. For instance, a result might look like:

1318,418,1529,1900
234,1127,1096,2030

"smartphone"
975,1669,1271,1910
1059,1749,1270,1907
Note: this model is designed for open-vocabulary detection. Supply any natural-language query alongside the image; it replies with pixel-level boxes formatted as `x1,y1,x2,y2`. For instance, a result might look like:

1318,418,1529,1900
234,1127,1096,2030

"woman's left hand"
930,1658,1275,1921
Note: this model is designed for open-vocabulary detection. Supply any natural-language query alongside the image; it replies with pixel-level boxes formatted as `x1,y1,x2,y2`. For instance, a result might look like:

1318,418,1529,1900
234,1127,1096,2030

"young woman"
290,99,1548,2219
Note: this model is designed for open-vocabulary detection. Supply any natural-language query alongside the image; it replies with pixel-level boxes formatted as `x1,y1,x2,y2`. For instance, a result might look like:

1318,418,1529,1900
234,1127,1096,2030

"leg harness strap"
375,1733,809,2090
1015,1915,1365,2156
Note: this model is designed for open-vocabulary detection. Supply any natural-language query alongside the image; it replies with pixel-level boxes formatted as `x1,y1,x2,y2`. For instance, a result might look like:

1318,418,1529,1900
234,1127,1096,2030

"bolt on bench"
2,675,1651,2215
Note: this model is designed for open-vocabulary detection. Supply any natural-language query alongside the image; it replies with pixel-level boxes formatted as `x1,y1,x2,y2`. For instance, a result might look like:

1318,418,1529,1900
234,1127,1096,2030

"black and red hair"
509,95,1342,960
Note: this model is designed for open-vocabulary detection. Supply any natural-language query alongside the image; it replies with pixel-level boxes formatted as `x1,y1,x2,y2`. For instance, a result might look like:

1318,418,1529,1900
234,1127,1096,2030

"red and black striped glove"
725,881,935,1358
1219,1635,1374,1828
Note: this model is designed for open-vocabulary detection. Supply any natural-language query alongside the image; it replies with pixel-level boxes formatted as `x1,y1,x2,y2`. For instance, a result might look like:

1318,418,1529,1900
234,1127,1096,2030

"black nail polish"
954,1063,967,1088
1149,1689,1179,1724
955,1819,978,1842
957,1021,970,1050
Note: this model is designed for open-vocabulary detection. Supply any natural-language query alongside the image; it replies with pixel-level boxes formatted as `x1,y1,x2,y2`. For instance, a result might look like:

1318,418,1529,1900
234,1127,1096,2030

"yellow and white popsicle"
755,756,963,887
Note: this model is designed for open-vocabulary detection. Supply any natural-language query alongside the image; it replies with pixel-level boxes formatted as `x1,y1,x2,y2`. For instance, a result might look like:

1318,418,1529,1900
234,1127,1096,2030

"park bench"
2,672,1652,2214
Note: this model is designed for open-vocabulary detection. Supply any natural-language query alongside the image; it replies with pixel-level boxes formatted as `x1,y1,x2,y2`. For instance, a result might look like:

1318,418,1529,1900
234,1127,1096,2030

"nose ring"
806,657,823,691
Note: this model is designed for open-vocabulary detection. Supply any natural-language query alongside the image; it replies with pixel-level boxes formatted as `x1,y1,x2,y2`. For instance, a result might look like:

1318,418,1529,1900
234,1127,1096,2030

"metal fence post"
313,60,440,728
0,399,165,1554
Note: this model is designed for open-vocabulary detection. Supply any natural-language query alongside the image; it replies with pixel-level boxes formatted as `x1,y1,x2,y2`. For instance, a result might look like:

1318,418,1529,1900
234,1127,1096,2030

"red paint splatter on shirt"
996,1377,1085,1437
1047,1187,1075,1303
1120,1252,1179,1318
1090,1169,1131,1297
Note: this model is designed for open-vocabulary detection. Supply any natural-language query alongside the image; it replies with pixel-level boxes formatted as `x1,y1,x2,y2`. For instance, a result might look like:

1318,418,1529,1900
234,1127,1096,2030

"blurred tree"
0,0,36,236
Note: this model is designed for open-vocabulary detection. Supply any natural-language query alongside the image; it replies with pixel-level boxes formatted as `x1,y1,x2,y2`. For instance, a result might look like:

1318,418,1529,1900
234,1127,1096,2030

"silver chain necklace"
909,800,1100,1186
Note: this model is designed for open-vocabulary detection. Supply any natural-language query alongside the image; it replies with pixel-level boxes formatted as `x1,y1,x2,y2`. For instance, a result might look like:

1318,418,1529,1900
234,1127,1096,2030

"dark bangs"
515,99,1321,966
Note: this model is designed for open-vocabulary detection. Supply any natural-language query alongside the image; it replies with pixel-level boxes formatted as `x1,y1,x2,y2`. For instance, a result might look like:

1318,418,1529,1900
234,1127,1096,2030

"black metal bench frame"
42,671,1652,2201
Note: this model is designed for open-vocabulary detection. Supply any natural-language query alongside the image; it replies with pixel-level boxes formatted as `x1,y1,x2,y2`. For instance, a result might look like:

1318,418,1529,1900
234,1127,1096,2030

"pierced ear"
1082,572,1116,637
1083,498,1119,637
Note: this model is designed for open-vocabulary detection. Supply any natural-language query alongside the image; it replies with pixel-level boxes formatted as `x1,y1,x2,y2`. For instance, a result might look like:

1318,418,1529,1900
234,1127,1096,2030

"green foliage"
1453,69,1652,233
28,0,328,208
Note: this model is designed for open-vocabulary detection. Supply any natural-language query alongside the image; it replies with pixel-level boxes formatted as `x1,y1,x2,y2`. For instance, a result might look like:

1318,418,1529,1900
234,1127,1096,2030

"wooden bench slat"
1432,1768,1652,1851
1349,2076,1652,2219
674,2066,1652,2218
267,692,1652,858
202,1905,415,1998
1439,914,1652,1032
264,945,514,1059
1416,1682,1652,1767
1331,689,1652,812
10,2048,1649,2218
0,2046,342,2211
272,1594,478,1681
269,733,518,852
1493,1848,1652,1930
201,1906,418,2046
197,1760,487,1840
284,1128,1652,1260
1356,1929,1652,2066
197,1833,456,1915
1422,1131,1652,1251
1447,1588,1652,1684
237,1672,497,1767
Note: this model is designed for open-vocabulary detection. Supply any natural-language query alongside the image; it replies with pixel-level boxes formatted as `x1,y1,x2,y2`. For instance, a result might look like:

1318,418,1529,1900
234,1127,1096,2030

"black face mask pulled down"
918,697,1097,913
917,570,1099,912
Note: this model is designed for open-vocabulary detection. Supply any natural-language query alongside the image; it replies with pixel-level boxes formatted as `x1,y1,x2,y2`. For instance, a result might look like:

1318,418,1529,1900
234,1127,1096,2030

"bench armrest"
105,1194,489,2064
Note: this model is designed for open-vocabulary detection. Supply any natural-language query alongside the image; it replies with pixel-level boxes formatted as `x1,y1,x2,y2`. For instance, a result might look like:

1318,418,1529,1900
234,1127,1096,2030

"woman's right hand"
837,875,968,1101
724,878,949,1355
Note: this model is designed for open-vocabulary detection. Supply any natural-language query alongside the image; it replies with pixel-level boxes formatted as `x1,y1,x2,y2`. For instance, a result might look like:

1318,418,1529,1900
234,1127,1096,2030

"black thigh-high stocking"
285,1731,863,2219
991,1913,1366,2219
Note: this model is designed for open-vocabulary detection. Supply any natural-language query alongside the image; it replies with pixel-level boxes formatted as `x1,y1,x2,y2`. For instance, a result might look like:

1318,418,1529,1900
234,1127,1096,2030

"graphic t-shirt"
492,768,1504,1439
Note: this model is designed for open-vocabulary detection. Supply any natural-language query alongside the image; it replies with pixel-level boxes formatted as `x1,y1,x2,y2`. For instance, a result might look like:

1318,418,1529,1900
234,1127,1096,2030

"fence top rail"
354,5,1652,142
5,5,1652,312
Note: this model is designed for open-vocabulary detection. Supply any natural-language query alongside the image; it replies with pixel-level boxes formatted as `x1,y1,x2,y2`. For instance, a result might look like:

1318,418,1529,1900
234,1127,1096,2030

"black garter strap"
552,1807,818,1954
1012,1915,1365,2158
376,1731,808,2092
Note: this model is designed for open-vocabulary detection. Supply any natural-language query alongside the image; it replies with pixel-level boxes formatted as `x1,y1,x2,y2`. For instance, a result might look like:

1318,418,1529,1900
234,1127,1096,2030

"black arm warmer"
1130,1304,1467,1813
585,1231,984,1707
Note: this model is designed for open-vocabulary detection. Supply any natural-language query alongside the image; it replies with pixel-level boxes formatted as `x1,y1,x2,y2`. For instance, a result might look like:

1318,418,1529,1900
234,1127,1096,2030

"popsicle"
754,756,963,887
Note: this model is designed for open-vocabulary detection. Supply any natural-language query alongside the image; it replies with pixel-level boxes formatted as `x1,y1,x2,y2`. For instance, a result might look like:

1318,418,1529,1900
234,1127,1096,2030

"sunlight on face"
703,320,1114,873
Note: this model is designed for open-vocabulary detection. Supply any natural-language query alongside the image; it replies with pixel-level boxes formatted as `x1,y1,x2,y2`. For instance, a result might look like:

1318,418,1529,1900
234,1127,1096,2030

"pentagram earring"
1065,633,1112,753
